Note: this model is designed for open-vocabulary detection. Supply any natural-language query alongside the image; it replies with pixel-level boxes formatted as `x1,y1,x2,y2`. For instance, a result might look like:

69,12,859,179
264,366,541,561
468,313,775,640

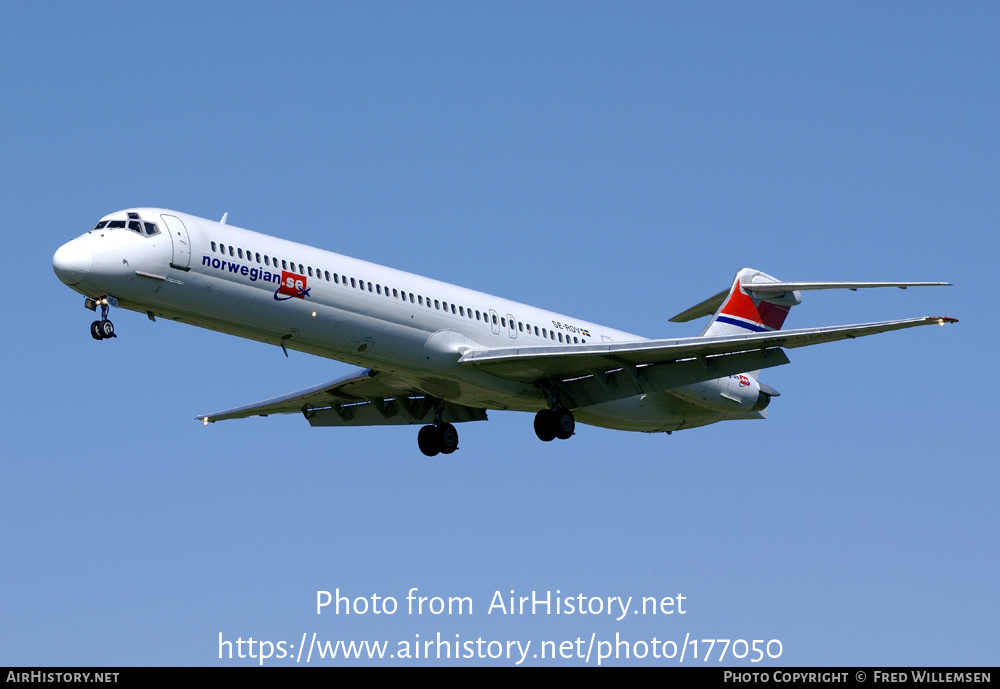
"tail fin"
698,268,797,337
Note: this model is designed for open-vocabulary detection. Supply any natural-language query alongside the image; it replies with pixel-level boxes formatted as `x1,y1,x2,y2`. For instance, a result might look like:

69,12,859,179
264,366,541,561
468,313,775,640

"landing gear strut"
417,400,459,457
89,297,116,340
534,384,575,443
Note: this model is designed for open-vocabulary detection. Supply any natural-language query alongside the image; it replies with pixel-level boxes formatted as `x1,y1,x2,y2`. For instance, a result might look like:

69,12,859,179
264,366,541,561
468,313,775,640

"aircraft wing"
457,316,956,407
196,368,487,427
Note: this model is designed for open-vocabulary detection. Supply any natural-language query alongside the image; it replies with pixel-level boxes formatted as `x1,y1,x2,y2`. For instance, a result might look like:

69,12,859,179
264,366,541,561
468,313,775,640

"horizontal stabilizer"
743,281,952,293
668,288,730,323
670,278,952,323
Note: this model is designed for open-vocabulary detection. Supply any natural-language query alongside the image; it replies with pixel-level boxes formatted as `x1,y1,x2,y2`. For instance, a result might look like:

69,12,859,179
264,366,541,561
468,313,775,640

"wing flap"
196,368,487,426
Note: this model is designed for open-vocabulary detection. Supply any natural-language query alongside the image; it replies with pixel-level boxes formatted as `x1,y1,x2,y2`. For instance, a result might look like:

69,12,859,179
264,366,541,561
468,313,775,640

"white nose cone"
53,238,93,286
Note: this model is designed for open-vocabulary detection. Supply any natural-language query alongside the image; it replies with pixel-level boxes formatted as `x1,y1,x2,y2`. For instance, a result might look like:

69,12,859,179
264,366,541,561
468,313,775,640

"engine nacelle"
670,374,772,413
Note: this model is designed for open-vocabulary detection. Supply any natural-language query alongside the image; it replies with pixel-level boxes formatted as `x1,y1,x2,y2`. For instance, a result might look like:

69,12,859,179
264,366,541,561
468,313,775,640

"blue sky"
2,2,996,666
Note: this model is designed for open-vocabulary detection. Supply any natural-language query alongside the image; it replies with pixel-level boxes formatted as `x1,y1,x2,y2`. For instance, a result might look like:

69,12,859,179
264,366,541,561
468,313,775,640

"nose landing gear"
87,296,116,340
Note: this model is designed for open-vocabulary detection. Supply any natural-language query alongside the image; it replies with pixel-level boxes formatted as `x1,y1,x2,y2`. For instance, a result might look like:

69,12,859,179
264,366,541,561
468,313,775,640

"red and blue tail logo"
716,282,790,332
702,269,791,337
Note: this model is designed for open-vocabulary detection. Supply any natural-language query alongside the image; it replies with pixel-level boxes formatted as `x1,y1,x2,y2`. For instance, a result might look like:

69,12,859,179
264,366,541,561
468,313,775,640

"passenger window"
211,241,217,252
325,271,330,281
492,314,498,325
558,333,563,342
501,318,506,328
368,282,373,292
238,249,244,259
229,247,235,257
256,253,261,263
376,284,381,295
350,278,356,288
308,267,313,277
518,322,523,332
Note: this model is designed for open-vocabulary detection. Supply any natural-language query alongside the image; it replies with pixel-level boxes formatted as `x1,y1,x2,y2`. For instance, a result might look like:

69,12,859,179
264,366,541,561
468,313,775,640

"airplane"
52,208,956,456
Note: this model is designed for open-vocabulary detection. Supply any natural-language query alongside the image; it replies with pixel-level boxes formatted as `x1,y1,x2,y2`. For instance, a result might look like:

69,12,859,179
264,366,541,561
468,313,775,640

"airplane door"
507,313,517,339
160,214,191,270
488,309,500,335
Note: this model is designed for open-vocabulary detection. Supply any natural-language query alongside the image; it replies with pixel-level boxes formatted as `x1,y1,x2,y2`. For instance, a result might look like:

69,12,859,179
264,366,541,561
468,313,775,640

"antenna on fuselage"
220,212,228,225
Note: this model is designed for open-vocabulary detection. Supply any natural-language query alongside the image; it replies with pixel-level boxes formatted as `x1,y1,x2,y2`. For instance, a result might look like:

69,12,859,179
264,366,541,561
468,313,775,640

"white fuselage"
53,208,751,433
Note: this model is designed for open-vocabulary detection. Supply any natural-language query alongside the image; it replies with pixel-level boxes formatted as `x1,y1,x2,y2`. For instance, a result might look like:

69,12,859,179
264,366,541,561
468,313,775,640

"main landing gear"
88,296,116,340
533,407,575,442
417,422,459,457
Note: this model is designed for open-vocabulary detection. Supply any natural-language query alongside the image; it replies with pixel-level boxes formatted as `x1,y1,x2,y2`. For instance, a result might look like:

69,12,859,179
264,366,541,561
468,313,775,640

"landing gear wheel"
554,408,575,440
418,425,440,457
99,320,116,339
437,423,459,454
91,321,104,340
417,423,461,456
534,409,556,442
534,407,575,442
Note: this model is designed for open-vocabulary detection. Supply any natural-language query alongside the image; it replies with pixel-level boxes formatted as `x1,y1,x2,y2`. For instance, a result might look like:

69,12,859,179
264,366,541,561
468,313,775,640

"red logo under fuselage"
275,271,310,300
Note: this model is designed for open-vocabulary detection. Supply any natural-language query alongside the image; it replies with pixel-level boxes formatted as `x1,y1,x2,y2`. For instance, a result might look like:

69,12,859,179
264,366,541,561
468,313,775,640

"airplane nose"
53,238,93,286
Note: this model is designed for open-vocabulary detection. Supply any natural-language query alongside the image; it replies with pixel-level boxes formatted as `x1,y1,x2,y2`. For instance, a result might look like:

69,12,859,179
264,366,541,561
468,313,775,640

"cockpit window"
96,216,159,237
